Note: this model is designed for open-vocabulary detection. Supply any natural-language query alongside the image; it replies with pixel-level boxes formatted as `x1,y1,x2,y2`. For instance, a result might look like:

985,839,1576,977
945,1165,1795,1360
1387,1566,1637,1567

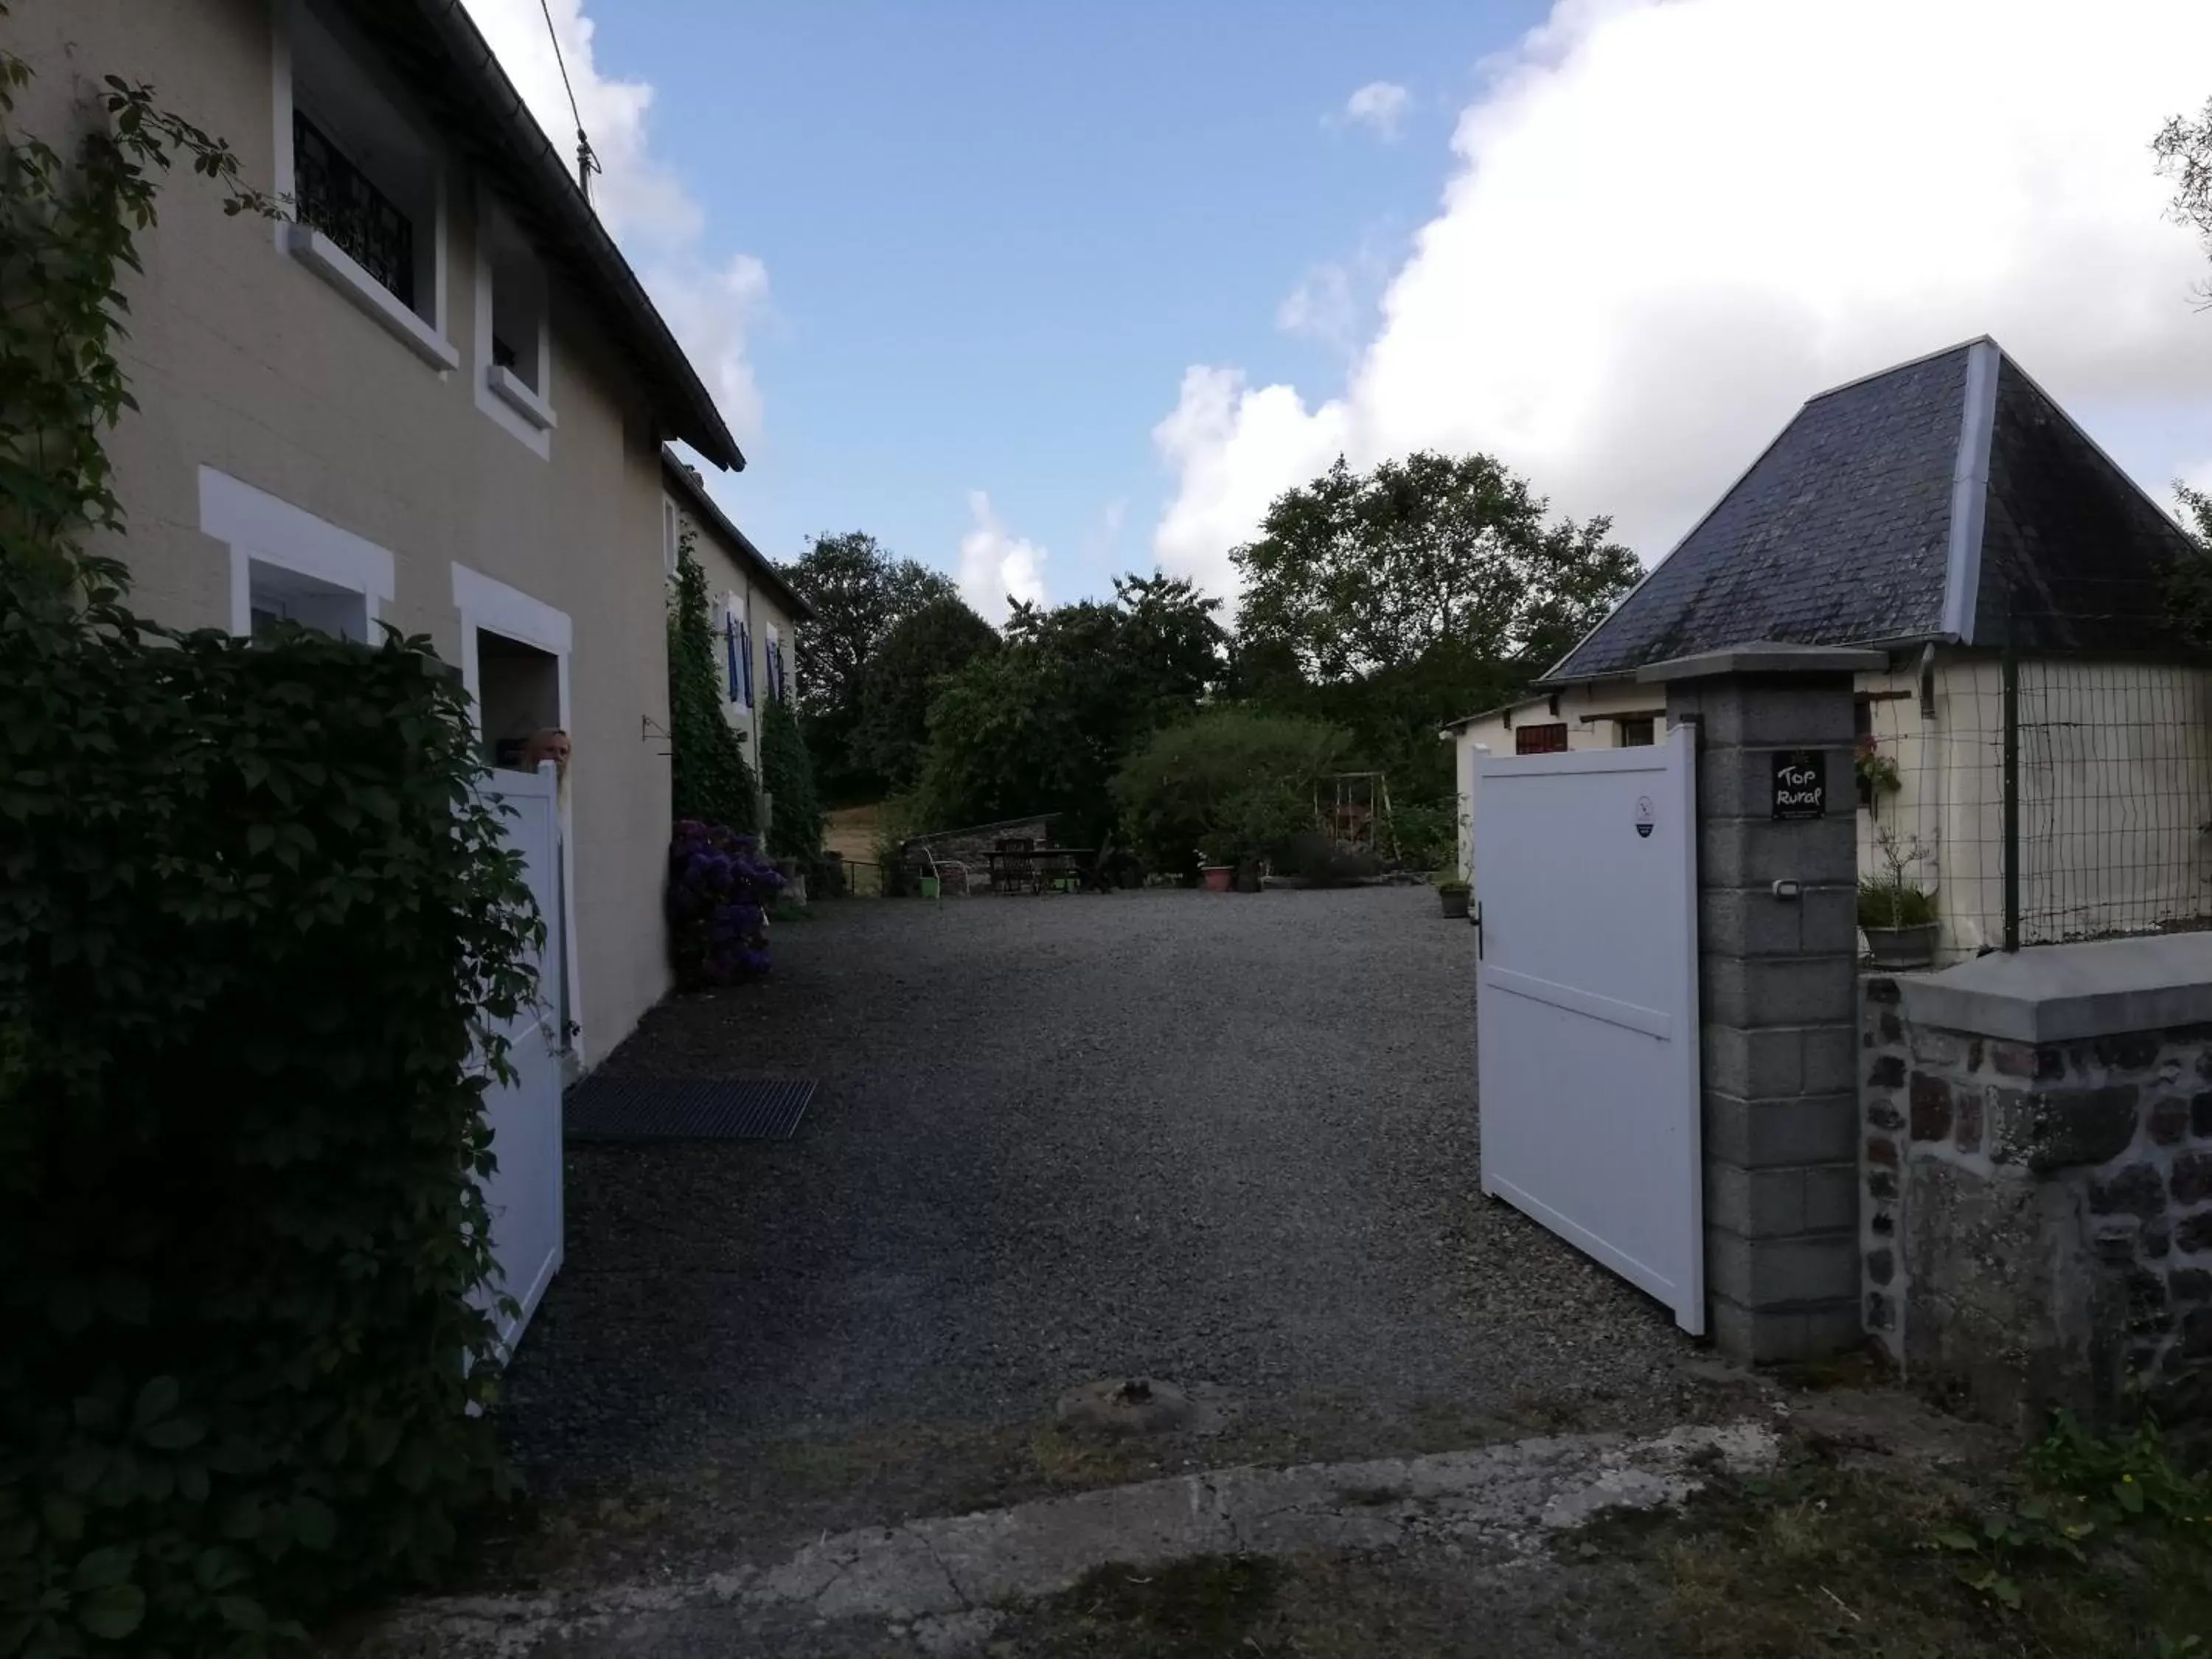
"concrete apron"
364,1421,1778,1657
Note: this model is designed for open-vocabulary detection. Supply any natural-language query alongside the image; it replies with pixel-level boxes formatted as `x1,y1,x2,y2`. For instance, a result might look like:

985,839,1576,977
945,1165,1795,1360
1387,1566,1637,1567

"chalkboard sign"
1771,750,1826,821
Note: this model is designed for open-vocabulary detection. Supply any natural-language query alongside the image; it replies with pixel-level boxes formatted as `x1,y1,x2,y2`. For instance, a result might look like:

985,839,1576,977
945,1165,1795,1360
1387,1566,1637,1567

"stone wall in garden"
1860,968,2212,1429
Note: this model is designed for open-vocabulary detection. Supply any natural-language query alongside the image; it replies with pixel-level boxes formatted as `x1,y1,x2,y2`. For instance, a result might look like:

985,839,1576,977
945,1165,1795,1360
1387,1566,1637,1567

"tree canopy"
913,574,1227,841
1228,451,1638,797
849,593,1000,790
779,530,959,799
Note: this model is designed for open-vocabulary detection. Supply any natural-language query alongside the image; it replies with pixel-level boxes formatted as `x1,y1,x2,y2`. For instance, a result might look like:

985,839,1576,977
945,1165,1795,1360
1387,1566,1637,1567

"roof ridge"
1803,334,1999,406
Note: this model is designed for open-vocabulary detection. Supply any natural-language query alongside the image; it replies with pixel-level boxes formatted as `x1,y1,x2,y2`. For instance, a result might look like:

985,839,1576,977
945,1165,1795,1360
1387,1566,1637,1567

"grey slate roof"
1544,338,2202,681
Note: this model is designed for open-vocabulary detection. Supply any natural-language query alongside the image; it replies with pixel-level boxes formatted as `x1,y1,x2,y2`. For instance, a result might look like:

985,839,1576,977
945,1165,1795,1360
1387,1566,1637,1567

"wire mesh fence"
1860,655,2212,960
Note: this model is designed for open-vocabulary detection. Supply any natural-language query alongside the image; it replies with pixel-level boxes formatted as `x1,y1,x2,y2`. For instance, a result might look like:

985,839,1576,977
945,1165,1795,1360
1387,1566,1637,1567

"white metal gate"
1474,727,1705,1334
478,764,566,1352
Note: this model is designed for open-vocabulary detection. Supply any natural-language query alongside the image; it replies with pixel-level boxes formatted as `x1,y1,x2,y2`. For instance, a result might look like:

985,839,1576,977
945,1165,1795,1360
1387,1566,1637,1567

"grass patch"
1607,1412,2212,1658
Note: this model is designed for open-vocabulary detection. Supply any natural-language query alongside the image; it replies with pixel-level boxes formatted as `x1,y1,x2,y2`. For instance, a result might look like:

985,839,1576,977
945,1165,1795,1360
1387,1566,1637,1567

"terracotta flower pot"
1201,865,1235,892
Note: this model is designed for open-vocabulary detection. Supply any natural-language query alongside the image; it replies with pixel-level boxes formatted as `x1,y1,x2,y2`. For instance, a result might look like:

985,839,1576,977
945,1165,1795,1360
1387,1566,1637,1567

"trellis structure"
1318,771,1395,858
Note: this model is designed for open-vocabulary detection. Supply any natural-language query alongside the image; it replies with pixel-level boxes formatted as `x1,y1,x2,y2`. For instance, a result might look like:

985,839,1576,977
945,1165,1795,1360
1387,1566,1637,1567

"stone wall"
901,815,1061,894
1860,971,2212,1427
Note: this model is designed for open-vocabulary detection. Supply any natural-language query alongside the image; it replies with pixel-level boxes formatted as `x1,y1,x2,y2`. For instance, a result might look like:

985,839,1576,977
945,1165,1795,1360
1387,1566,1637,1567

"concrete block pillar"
1640,644,1884,1362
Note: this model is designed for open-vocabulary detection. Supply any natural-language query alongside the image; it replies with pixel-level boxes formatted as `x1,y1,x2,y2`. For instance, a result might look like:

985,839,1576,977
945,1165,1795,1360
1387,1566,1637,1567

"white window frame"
472,186,556,455
271,0,456,373
453,563,585,1064
662,498,681,577
201,465,394,639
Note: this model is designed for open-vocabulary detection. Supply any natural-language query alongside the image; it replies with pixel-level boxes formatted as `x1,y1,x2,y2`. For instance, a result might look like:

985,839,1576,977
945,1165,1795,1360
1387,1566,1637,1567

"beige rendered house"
1448,338,2212,961
10,0,747,1065
660,450,813,827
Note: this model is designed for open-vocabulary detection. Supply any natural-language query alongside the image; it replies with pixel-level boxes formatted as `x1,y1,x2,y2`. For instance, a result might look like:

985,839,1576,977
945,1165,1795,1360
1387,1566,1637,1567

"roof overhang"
1635,641,1891,684
660,451,814,622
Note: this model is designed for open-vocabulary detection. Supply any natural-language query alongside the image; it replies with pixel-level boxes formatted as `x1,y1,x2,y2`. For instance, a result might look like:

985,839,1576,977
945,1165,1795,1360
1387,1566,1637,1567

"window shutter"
725,612,740,701
739,620,754,708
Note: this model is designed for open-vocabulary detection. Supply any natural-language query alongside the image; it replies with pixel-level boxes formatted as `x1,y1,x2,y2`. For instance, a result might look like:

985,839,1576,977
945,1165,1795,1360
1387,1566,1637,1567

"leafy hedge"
1112,709,1348,877
760,696,822,860
0,606,537,1656
667,538,759,835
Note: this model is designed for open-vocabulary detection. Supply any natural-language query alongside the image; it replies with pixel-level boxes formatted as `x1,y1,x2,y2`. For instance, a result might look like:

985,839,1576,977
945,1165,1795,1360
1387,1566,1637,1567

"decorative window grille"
293,111,415,308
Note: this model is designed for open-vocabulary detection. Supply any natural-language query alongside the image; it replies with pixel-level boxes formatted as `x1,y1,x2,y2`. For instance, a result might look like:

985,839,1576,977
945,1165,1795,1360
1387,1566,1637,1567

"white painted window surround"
201,465,394,640
473,189,555,457
452,563,583,1062
285,225,458,370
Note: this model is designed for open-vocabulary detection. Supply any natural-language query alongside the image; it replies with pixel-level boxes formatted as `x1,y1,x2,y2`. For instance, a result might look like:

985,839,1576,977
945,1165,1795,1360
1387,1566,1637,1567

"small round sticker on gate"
1635,796,1655,839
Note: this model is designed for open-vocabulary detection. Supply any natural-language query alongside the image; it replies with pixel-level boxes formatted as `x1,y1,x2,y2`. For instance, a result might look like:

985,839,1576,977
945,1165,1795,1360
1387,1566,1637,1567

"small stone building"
1447,337,2212,959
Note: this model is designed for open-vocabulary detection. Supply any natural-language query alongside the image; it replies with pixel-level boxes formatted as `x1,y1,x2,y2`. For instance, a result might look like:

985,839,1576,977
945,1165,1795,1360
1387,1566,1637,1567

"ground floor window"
479,629,563,769
1515,723,1569,755
1617,716,1655,748
246,558,369,641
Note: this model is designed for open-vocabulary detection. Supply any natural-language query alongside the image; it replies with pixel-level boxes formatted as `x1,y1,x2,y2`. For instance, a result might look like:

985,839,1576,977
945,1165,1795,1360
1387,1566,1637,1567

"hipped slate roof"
1544,338,2202,682
332,0,744,473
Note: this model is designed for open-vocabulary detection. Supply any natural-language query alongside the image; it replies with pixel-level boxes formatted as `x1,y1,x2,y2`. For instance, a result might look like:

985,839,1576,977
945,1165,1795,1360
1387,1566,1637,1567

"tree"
911,573,1228,841
1230,451,1638,797
2155,99,2212,293
778,531,959,798
1234,452,1637,682
849,593,999,790
760,694,823,860
667,535,759,832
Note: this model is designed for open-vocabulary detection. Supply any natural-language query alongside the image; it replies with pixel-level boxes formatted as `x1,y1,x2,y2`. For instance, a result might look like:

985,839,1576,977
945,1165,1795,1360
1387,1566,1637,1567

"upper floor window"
293,110,414,309
477,204,556,439
281,1,451,367
663,500,681,576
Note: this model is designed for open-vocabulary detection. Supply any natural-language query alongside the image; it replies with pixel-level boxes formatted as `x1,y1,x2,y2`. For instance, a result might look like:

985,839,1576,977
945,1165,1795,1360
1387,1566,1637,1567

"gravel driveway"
494,886,1730,1582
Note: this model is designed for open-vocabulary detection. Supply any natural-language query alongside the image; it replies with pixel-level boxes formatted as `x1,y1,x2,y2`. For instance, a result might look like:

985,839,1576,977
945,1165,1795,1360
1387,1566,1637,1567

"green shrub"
0,616,535,1656
761,695,823,860
667,538,758,834
1113,709,1349,876
1389,799,1457,871
1857,877,1938,930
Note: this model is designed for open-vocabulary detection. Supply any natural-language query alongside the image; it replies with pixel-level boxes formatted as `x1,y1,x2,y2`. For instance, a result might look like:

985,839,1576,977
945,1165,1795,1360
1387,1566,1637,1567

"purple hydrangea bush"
667,818,783,988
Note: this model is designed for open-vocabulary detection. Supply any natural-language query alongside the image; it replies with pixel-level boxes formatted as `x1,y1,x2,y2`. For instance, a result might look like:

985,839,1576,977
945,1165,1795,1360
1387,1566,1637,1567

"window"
724,610,742,703
293,111,414,307
1516,723,1569,755
478,201,555,439
1618,716,1656,748
282,2,451,366
247,560,368,641
203,466,392,642
739,616,754,709
663,500,681,577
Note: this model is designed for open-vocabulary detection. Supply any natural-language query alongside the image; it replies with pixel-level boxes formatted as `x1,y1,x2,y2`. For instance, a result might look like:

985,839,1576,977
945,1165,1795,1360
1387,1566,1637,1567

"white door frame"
453,563,584,1065
1475,726,1705,1334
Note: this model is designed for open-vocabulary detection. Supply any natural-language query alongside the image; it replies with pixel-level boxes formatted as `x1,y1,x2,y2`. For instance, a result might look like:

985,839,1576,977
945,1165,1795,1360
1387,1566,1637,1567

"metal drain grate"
564,1077,816,1143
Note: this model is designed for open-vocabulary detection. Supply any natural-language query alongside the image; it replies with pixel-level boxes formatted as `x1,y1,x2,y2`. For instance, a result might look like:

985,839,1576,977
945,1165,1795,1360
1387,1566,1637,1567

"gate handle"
1472,900,1483,959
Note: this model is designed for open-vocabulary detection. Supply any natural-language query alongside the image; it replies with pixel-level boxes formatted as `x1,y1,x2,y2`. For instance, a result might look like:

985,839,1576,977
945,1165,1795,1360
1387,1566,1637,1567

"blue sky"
475,0,1548,613
472,0,2212,622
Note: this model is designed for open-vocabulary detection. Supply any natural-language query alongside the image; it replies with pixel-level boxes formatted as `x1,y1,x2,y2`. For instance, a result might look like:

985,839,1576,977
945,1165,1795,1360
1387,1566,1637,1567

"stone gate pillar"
1640,644,1884,1361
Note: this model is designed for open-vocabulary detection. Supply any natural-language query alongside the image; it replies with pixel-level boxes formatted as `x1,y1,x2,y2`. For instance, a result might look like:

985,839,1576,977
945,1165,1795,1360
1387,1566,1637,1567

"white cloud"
1342,81,1412,142
459,0,769,445
958,491,1049,626
1276,262,1357,349
1158,0,2212,601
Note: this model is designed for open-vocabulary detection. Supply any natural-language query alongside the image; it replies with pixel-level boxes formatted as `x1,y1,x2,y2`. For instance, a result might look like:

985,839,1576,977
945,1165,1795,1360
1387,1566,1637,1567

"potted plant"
1859,829,1938,967
1855,735,1901,817
1436,874,1471,919
1195,827,1239,891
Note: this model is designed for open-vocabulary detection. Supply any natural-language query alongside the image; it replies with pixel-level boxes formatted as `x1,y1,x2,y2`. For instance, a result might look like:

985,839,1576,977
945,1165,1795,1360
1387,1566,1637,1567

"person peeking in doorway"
521,727,571,782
